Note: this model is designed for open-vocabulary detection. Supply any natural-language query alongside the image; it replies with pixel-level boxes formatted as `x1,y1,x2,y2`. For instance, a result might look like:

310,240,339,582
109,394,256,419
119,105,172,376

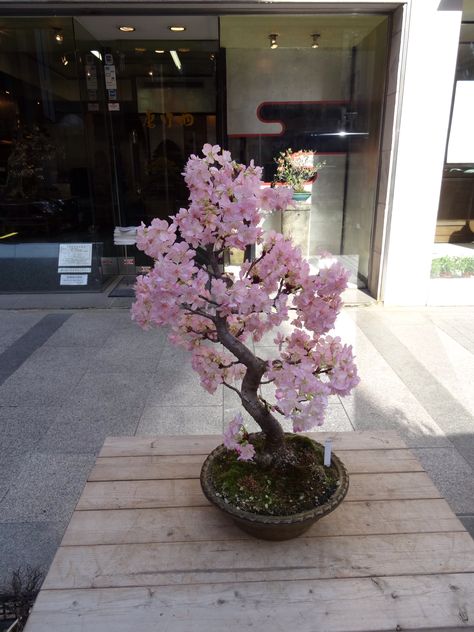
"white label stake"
324,438,332,467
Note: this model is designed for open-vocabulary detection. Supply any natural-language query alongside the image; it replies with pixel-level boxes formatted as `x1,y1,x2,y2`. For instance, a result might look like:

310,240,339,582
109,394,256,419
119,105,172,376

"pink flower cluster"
175,143,292,251
223,413,256,461
132,144,360,446
266,330,359,432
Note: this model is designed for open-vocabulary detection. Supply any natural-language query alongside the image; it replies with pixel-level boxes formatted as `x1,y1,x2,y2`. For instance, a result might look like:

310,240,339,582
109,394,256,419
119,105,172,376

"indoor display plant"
132,144,359,540
273,148,325,202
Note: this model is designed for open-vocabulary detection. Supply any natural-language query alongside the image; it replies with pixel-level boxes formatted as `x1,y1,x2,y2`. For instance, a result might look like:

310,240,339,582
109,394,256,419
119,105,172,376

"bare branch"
182,306,216,322
222,380,244,400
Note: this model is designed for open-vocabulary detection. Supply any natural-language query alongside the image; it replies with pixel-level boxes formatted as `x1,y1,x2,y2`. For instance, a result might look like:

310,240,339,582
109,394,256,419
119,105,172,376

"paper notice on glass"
104,65,117,90
58,243,92,268
60,274,88,286
58,267,91,274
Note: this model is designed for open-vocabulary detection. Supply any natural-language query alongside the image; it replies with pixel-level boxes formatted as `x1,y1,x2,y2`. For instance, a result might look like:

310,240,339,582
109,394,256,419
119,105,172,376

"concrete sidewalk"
0,303,473,585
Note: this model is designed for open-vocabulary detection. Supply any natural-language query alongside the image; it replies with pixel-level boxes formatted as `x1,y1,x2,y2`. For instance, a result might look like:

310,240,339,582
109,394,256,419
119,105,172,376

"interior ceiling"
464,0,474,21
75,15,219,41
220,14,388,48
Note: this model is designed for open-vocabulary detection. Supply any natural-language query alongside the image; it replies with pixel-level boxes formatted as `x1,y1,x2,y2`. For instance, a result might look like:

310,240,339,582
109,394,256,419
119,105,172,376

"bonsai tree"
5,127,57,200
132,144,358,467
273,148,325,192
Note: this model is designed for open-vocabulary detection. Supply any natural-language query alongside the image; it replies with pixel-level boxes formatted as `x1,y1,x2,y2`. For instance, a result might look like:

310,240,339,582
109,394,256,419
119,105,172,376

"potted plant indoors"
273,148,326,202
132,144,359,540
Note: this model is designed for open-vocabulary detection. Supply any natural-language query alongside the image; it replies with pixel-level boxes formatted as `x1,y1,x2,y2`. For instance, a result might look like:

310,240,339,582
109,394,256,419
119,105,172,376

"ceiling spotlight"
169,25,186,32
154,49,165,54
54,29,64,43
148,70,153,76
118,25,135,32
61,55,69,66
311,33,320,49
269,33,278,49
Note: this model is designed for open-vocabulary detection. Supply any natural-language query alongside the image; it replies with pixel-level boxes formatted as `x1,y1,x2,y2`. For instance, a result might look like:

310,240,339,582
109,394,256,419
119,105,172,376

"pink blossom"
132,144,359,446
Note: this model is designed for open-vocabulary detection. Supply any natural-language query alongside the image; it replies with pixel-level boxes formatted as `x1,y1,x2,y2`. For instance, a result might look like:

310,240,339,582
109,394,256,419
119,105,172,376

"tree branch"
182,306,216,322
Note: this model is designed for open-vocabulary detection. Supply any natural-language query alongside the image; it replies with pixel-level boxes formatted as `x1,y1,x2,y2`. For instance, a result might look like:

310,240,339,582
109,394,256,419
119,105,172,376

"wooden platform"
25,431,474,632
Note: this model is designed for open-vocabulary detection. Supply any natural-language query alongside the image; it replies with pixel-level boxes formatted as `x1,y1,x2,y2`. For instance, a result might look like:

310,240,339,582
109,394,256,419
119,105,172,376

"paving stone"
64,370,155,410
0,313,72,376
342,392,451,448
36,409,142,455
87,344,163,374
43,311,126,348
0,405,60,454
18,345,94,374
136,405,223,435
0,311,44,347
412,447,474,515
458,515,474,540
0,367,86,406
0,521,66,587
0,453,96,523
146,365,223,407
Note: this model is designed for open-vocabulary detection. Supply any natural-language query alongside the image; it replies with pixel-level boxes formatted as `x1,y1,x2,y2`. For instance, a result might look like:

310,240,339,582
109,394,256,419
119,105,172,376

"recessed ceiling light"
135,47,146,53
178,48,190,53
118,25,135,32
154,49,165,54
169,25,186,32
54,30,64,43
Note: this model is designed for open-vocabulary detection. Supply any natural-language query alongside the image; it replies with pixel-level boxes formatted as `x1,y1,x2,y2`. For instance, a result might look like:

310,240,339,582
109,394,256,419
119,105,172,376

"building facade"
0,0,471,304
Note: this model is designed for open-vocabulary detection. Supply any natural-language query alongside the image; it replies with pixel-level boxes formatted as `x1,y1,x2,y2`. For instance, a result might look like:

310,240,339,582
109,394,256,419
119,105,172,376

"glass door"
75,31,219,268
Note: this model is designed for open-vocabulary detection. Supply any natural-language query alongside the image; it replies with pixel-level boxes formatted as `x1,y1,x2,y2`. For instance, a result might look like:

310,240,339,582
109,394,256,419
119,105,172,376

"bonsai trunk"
214,314,285,459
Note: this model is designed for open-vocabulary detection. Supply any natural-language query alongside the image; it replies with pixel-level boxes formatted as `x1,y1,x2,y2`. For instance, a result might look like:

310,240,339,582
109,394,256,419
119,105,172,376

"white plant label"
324,438,332,467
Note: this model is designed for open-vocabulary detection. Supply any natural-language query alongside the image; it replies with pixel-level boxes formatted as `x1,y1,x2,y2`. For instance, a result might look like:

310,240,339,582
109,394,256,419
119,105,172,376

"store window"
0,16,218,291
221,14,389,287
433,22,474,280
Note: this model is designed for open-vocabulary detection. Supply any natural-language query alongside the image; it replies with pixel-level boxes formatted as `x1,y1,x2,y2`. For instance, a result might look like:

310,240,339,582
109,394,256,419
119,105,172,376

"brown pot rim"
200,434,349,527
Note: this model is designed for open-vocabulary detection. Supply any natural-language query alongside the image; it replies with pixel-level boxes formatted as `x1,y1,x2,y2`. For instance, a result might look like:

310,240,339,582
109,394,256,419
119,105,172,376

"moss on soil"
210,434,339,516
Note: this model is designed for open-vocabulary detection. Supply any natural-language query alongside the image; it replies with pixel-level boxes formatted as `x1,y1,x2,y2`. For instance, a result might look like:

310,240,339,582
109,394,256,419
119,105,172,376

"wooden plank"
89,454,206,481
99,431,407,457
76,472,442,511
43,532,474,589
88,449,423,482
25,574,474,632
61,499,466,547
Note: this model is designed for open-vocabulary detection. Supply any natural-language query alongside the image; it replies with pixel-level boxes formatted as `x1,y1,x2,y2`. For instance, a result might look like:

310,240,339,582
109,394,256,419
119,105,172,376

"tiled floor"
0,304,473,587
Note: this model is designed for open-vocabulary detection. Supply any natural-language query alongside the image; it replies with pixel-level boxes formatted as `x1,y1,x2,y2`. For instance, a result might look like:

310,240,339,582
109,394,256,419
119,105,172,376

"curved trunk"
214,314,284,454
241,365,285,453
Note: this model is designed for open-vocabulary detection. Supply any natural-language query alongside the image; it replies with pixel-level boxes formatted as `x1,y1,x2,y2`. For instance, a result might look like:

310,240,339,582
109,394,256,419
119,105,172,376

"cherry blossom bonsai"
132,144,359,537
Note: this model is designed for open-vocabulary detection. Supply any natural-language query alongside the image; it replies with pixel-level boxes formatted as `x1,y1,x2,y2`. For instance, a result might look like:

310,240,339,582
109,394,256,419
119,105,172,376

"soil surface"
209,435,339,516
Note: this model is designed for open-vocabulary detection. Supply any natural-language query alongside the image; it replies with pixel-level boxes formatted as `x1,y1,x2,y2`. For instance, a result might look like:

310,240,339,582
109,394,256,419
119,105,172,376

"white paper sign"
60,274,88,286
58,243,92,267
58,267,91,274
104,65,117,90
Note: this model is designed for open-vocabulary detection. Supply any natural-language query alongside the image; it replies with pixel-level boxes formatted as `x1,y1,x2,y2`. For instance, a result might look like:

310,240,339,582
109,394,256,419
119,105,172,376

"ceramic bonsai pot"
200,437,349,541
291,191,312,202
